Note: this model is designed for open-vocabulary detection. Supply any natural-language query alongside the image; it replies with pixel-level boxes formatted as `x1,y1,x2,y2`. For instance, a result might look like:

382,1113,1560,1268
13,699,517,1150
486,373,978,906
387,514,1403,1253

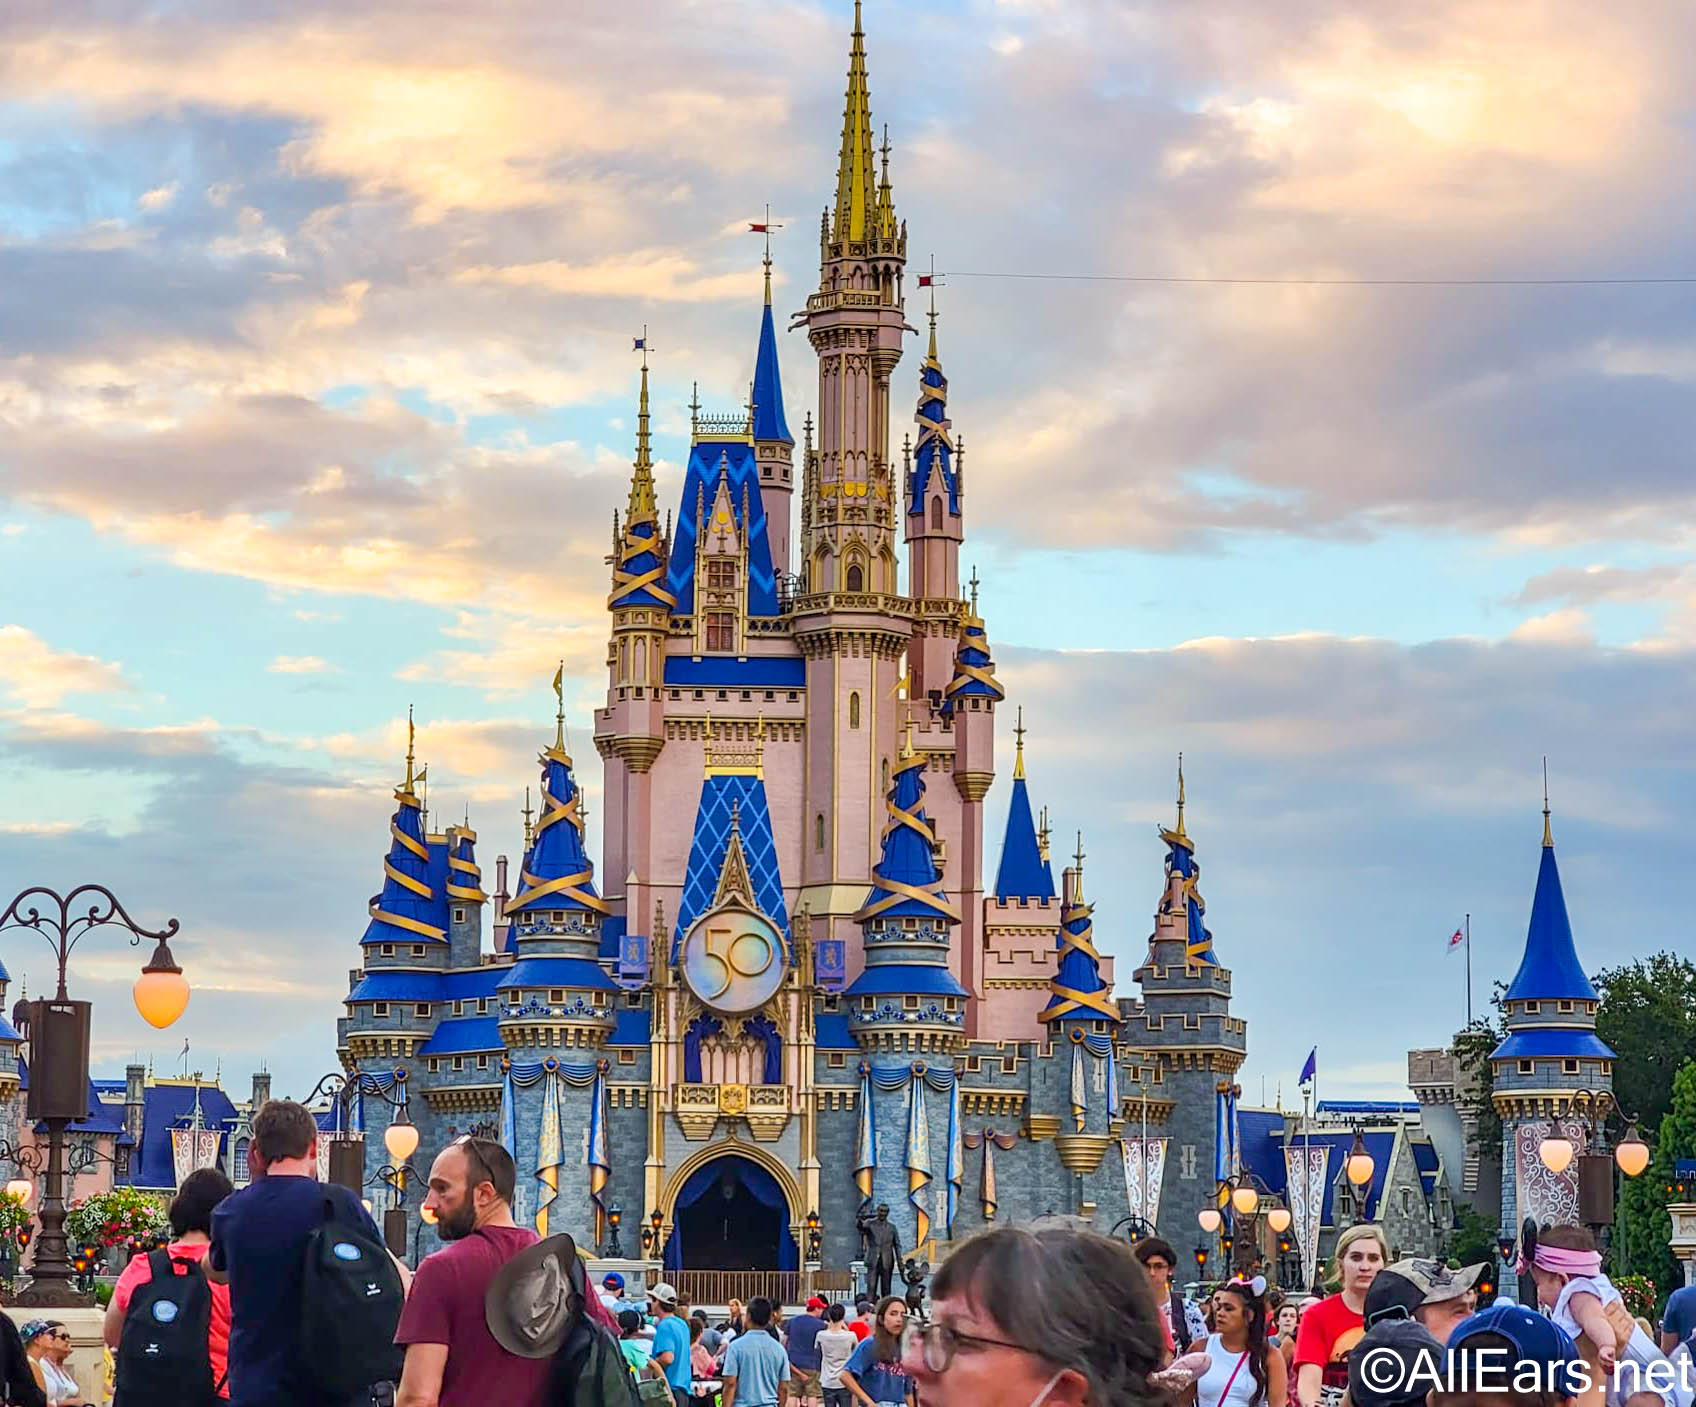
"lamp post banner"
1120,1138,1169,1228
171,1128,221,1187
1286,1144,1330,1289
1515,1119,1585,1228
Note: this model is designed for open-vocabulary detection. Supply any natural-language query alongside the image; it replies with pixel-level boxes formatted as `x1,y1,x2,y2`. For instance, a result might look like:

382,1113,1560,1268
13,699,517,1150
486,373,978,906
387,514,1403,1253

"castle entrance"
665,1153,797,1276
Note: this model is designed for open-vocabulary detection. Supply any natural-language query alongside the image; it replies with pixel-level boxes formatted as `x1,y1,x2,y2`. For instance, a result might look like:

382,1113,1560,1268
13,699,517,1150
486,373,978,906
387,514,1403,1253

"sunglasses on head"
449,1135,502,1191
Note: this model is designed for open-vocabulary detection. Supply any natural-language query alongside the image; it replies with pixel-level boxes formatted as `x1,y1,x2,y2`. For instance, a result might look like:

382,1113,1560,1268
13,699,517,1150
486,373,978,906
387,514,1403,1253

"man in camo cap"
1364,1258,1489,1346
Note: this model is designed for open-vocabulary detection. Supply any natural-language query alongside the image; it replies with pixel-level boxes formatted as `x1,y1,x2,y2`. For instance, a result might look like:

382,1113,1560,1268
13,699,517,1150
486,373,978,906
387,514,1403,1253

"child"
1524,1223,1673,1407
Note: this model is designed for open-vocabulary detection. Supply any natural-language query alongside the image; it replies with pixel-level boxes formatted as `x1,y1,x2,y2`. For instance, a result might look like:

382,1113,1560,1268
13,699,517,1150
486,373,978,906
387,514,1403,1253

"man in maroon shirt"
395,1136,552,1407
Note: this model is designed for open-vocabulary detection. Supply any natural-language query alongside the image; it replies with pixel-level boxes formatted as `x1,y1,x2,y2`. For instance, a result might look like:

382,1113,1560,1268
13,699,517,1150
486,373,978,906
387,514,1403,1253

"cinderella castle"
335,5,1248,1281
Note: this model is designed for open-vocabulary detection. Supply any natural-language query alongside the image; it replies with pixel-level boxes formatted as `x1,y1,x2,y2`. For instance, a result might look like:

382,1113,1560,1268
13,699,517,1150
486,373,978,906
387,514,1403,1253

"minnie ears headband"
1227,1275,1269,1297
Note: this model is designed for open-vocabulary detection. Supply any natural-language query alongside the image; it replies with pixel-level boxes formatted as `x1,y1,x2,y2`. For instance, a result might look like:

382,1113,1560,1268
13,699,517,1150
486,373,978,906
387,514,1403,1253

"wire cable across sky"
938,270,1696,287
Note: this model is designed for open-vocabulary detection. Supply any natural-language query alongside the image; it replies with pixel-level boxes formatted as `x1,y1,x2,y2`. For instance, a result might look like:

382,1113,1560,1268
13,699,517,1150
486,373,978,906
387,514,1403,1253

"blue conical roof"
943,616,1004,707
362,775,447,945
1163,832,1219,965
1504,838,1596,1002
994,742,1054,902
446,826,486,904
751,298,792,444
1042,877,1118,1023
506,741,608,916
855,753,960,924
908,328,960,517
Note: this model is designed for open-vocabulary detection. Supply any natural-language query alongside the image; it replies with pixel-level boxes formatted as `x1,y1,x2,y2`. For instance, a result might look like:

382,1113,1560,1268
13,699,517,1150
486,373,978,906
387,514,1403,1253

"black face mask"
436,1197,478,1241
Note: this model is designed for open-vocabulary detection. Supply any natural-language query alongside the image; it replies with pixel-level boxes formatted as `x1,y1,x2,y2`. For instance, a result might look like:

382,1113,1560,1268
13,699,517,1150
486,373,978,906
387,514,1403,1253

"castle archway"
661,1144,800,1273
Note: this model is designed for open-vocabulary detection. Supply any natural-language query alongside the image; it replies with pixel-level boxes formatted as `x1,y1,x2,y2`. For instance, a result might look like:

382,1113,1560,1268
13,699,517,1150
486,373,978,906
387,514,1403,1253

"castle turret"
752,247,796,580
361,711,450,955
444,823,487,969
1490,787,1614,1255
1127,761,1246,1248
905,300,963,614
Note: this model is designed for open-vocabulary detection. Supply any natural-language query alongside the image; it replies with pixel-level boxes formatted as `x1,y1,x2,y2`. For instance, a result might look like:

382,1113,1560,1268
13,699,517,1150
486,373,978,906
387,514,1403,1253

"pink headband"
1521,1244,1602,1277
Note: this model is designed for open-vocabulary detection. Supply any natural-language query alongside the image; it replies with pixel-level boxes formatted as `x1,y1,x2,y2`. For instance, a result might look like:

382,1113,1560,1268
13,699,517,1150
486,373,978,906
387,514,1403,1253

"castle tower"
847,738,965,1253
904,301,963,619
444,822,487,971
1126,762,1246,1248
792,5,913,975
943,593,1002,1025
752,246,796,580
1490,791,1615,1252
599,351,676,937
979,712,1063,1041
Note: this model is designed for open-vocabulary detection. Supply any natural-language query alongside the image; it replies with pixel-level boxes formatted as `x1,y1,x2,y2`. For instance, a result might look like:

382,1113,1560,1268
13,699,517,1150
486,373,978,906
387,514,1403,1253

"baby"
1525,1224,1679,1407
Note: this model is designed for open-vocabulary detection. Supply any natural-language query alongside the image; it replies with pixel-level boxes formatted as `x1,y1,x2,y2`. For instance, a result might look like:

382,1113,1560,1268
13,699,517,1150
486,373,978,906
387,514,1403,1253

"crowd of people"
57,1097,1696,1407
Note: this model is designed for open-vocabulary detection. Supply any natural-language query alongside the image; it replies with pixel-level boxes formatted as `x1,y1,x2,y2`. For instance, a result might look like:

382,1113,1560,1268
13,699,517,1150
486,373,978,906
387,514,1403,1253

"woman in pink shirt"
104,1168,235,1396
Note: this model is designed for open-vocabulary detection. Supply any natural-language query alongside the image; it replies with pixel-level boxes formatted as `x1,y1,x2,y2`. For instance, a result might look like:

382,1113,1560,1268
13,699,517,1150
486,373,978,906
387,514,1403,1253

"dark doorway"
665,1154,796,1272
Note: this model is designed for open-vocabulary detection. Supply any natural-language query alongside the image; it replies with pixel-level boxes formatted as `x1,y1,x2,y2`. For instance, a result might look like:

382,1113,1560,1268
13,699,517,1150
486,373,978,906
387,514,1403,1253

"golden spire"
1013,705,1026,780
1174,752,1188,840
1073,831,1086,899
522,787,534,848
832,0,877,244
876,123,897,240
926,254,939,360
1543,755,1553,848
401,704,416,794
968,564,980,617
1037,804,1051,862
552,661,567,754
627,333,657,524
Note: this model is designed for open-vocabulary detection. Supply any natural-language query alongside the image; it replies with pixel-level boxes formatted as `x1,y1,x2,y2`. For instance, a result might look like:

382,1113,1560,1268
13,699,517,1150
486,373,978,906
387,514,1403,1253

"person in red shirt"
1293,1225,1388,1407
104,1167,235,1396
847,1300,874,1343
394,1137,552,1407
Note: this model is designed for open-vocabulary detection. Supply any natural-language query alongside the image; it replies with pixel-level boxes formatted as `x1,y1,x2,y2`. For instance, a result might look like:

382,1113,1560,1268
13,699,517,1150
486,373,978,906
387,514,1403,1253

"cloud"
267,655,335,674
0,626,130,708
137,181,179,211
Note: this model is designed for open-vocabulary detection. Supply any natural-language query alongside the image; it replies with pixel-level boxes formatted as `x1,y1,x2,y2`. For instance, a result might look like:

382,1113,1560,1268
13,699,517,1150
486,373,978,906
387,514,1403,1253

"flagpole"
1465,913,1473,1026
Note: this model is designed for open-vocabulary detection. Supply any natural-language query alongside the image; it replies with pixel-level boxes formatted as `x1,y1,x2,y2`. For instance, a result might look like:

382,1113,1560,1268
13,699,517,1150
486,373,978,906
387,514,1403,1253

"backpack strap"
147,1249,176,1284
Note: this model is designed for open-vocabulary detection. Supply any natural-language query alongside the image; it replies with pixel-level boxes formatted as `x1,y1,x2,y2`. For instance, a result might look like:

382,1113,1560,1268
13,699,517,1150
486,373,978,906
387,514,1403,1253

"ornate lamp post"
805,1209,822,1263
605,1204,624,1258
0,884,186,1307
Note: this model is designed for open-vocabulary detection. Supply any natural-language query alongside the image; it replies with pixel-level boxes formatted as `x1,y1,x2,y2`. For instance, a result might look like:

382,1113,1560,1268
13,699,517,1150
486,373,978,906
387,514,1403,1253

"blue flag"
1299,1047,1317,1086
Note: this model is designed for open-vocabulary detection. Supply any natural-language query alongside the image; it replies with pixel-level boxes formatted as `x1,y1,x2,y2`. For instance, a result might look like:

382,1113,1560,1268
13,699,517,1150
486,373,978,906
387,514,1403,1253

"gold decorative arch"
659,1137,805,1230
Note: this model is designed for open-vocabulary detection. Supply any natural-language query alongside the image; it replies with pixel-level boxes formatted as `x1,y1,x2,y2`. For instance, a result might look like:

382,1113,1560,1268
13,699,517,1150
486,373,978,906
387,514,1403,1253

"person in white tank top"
1197,1278,1289,1407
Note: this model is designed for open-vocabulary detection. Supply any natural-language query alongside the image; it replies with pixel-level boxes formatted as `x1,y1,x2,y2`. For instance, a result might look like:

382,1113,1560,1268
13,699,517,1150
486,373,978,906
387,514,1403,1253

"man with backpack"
393,1136,551,1407
105,1166,234,1403
1133,1237,1207,1360
208,1098,405,1407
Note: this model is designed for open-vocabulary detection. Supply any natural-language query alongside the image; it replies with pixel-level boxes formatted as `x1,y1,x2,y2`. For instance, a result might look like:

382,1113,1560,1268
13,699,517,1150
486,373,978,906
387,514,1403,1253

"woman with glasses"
899,1226,1166,1407
19,1323,87,1407
840,1297,915,1407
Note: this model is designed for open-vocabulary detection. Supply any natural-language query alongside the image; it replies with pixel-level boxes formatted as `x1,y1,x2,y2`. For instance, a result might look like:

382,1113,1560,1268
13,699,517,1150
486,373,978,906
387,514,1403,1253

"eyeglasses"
904,1322,1040,1373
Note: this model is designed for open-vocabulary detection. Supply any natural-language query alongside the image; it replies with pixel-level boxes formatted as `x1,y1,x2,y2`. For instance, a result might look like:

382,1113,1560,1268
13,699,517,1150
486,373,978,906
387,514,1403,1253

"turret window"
1557,999,1574,1012
815,814,825,850
930,498,942,531
846,564,864,592
707,559,735,591
453,908,466,924
373,1002,390,1017
1524,1001,1541,1013
414,1003,431,1018
1562,1059,1581,1075
849,692,861,729
412,944,425,957
1518,1059,1535,1075
379,944,394,957
706,612,736,652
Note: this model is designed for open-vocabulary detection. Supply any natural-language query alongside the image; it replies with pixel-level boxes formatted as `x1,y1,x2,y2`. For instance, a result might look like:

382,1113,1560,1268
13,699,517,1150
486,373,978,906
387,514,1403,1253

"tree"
1595,954,1696,1133
1454,991,1509,1170
1614,1058,1696,1308
1449,1203,1498,1269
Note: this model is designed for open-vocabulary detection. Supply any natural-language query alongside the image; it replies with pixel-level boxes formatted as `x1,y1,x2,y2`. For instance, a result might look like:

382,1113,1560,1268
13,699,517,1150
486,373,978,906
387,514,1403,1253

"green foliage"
64,1186,167,1250
1449,1203,1498,1268
1616,1274,1658,1320
1595,953,1696,1134
0,1193,30,1242
1614,1059,1696,1305
1455,994,1509,1166
94,1281,114,1308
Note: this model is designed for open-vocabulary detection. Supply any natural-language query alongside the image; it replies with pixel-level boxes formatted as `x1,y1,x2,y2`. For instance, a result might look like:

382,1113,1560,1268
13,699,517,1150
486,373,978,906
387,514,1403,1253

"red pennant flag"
749,222,770,232
1446,927,1464,952
917,274,936,287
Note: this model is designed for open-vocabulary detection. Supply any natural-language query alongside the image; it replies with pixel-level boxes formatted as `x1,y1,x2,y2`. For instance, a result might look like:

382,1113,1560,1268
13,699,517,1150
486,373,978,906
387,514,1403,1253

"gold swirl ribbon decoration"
1160,756,1217,965
509,742,611,915
608,357,678,611
1042,880,1120,1022
371,710,445,940
445,824,487,904
854,755,961,925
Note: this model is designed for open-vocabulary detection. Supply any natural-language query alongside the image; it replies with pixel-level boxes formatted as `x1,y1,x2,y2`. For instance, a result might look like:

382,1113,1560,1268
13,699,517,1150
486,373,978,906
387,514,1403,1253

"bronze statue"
856,1202,901,1299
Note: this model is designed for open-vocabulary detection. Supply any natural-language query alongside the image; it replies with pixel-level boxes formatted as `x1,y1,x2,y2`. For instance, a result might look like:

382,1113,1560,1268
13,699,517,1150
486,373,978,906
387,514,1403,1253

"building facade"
333,5,1247,1278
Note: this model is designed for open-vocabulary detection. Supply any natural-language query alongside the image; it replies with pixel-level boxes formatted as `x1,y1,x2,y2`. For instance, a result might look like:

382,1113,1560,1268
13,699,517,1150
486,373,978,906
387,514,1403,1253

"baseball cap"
648,1281,679,1308
1365,1259,1486,1326
1446,1303,1586,1399
1348,1320,1445,1407
807,1296,826,1312
602,1272,625,1290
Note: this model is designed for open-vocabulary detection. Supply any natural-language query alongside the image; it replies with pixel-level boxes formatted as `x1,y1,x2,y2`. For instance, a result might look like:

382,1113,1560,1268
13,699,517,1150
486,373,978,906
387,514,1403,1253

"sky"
2,0,1695,1106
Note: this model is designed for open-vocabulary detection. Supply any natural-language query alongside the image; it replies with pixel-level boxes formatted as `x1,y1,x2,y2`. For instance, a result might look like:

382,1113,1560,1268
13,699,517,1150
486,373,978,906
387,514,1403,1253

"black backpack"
298,1195,406,1397
1169,1288,1192,1353
114,1250,221,1407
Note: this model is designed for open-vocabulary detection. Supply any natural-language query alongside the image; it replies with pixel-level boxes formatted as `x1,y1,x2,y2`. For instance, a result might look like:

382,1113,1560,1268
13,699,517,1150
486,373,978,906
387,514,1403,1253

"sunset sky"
3,0,1695,1102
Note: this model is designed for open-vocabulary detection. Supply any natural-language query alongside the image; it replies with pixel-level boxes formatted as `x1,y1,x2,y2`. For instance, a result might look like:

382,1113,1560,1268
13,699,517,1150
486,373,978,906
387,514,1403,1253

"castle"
334,4,1248,1282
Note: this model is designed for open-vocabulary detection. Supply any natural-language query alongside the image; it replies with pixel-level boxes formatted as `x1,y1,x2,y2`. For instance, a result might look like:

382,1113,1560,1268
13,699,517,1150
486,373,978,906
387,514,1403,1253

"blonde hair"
1329,1224,1390,1283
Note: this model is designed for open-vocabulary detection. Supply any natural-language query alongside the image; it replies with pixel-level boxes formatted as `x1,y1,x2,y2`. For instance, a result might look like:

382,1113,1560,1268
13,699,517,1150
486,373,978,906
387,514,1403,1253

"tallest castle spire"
833,1,878,244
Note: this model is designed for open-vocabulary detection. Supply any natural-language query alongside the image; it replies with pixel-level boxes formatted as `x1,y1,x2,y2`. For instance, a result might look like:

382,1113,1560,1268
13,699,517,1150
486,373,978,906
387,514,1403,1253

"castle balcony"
672,1082,790,1142
345,1030,429,1063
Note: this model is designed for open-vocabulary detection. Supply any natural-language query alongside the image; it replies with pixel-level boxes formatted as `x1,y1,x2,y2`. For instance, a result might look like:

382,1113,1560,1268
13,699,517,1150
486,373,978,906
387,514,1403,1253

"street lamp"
1538,1136,1575,1175
805,1209,822,1263
1231,1184,1259,1216
1193,1244,1208,1272
0,883,186,1307
605,1204,624,1258
1616,1123,1650,1178
384,1100,420,1164
1266,1206,1293,1235
1345,1130,1375,1187
1198,1206,1223,1234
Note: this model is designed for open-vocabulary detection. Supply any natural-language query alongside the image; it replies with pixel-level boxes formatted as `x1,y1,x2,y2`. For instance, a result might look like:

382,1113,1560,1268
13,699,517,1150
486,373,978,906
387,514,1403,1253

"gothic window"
707,559,736,592
930,498,942,531
881,758,889,790
706,611,736,652
815,813,825,850
234,1139,249,1182
846,563,864,592
635,638,647,683
849,691,861,729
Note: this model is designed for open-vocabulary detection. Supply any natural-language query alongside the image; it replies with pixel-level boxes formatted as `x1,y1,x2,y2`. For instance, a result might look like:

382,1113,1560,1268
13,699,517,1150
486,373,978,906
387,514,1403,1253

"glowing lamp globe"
420,1204,437,1225
1539,1136,1575,1175
4,1180,31,1206
1267,1206,1292,1234
1231,1185,1259,1216
1616,1129,1650,1178
134,936,190,1029
362,1199,374,1214
384,1116,420,1164
1197,1207,1223,1234
1346,1150,1375,1187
